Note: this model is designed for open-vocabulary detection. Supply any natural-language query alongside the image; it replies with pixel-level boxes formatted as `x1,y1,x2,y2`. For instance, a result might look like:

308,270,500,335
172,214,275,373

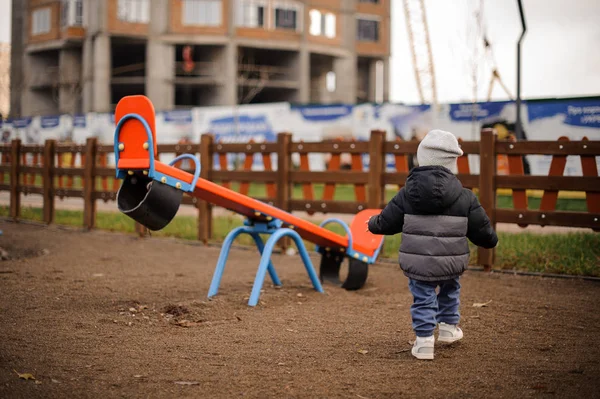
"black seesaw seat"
117,173,183,231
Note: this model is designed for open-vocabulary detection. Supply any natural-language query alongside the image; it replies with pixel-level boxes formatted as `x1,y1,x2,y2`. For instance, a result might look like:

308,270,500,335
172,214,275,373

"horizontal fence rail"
0,129,598,272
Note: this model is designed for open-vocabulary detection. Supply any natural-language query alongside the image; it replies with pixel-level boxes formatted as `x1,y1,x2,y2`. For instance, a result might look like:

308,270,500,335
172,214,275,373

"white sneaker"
411,336,435,360
438,322,463,343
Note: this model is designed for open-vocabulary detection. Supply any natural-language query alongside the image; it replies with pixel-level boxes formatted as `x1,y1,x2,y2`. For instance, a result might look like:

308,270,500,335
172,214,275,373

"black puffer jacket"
368,166,498,281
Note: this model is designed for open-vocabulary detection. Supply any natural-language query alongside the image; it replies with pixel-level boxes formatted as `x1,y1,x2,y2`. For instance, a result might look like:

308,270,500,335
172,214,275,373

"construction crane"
402,0,438,108
470,0,513,102
482,34,514,101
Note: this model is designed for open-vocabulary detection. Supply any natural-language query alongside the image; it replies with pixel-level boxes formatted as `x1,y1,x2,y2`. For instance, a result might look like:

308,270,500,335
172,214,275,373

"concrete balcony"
28,66,60,89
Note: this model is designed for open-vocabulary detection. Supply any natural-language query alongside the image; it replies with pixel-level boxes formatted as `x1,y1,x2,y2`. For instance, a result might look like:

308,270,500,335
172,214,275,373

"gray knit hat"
417,129,464,173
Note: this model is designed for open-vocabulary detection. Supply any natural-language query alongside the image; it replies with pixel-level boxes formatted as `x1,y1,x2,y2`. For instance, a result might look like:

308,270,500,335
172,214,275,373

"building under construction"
9,0,391,117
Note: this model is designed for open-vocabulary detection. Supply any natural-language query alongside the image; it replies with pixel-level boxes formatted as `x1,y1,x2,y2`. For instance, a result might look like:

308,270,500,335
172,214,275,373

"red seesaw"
113,95,384,306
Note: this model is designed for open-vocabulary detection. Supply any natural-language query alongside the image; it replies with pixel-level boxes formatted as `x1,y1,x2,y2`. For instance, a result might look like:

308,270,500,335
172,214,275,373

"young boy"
367,129,498,360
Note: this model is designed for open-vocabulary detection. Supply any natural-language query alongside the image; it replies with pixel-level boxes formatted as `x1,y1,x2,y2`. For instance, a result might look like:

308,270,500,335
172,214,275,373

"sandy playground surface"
0,222,599,398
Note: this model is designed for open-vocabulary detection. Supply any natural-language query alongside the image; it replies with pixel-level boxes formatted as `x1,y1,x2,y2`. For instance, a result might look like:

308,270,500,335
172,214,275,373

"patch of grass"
195,183,590,212
492,232,600,276
24,175,118,192
494,195,587,212
380,232,599,277
2,205,598,277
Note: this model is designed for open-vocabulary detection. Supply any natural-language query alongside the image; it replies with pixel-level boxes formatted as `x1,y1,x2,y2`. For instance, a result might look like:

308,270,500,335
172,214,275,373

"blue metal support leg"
249,232,282,287
208,218,324,306
207,226,281,299
248,228,323,307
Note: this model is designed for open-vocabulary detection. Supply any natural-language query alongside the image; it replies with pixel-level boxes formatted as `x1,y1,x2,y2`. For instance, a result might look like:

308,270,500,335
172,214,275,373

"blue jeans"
408,277,461,337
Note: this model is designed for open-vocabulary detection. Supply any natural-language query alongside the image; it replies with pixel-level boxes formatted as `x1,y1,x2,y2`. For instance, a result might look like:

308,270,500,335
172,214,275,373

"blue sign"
209,114,276,142
40,116,60,129
293,105,353,122
73,115,87,128
411,104,432,113
209,114,276,169
527,99,600,128
12,117,32,128
449,101,512,122
163,110,192,124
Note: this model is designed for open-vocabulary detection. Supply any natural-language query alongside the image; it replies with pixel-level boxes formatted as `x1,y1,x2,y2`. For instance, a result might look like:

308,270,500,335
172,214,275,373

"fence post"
276,132,292,251
42,140,56,224
198,134,214,244
276,132,292,212
478,128,497,271
368,130,385,209
9,139,21,221
83,137,97,230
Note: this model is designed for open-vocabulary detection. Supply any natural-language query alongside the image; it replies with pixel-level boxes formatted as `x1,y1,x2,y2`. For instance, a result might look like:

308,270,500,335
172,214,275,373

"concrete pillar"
146,42,174,111
226,0,238,105
218,43,237,106
383,57,390,102
9,0,26,117
334,0,357,103
296,7,310,105
82,0,105,113
333,56,356,103
82,37,94,113
366,58,389,103
368,58,377,102
88,0,109,33
92,34,111,113
296,47,310,103
146,0,174,111
149,0,169,34
59,49,83,114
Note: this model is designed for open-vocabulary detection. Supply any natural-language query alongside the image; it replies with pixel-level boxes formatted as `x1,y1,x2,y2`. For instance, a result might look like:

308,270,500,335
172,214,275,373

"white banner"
4,97,598,176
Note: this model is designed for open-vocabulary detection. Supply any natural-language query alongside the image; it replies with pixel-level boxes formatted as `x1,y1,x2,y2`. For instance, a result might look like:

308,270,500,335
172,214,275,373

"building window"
358,0,380,3
236,0,302,31
274,2,302,32
324,13,336,38
357,16,380,42
61,0,84,28
117,0,150,23
32,8,52,36
182,0,222,26
309,10,336,38
236,0,266,28
326,71,336,92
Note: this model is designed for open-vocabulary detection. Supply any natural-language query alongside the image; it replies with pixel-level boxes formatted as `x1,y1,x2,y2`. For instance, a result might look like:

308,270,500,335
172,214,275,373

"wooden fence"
1,129,599,270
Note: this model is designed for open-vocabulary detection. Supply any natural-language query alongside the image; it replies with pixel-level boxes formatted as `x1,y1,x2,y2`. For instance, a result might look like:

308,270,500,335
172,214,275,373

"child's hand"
365,217,372,232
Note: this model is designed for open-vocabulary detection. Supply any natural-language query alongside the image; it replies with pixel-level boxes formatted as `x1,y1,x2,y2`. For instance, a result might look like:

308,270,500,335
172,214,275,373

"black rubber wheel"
319,252,369,290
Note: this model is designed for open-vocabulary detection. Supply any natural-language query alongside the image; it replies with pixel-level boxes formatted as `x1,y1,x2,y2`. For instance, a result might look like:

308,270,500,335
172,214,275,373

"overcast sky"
1,0,598,104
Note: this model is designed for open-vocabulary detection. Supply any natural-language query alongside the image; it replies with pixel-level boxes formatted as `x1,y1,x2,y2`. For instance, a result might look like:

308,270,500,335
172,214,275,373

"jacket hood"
404,166,463,214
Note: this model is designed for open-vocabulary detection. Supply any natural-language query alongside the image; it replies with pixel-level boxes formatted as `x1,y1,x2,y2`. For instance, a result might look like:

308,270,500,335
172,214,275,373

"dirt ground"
0,222,599,399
